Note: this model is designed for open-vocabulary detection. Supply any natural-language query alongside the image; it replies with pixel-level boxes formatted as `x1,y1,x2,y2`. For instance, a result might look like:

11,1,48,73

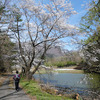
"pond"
33,72,100,99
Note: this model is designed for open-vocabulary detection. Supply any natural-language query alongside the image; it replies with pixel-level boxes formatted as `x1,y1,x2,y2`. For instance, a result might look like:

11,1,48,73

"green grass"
54,70,84,74
45,61,76,68
20,78,74,100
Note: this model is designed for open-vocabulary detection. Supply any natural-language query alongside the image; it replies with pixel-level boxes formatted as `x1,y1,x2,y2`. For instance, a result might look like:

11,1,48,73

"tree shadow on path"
0,82,30,100
0,91,17,100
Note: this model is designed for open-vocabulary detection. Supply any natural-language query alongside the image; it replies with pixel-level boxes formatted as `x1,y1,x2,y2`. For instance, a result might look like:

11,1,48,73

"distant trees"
80,0,100,73
64,50,82,63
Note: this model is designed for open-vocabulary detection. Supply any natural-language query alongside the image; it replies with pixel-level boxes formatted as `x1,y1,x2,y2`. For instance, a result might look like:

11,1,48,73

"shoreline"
37,66,84,74
54,69,77,71
20,77,74,100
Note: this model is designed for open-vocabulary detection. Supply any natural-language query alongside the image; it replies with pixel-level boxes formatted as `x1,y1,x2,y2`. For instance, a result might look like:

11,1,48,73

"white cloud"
66,24,79,30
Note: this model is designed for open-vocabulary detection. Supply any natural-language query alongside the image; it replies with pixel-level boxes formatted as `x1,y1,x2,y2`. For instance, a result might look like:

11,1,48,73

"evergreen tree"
0,0,15,72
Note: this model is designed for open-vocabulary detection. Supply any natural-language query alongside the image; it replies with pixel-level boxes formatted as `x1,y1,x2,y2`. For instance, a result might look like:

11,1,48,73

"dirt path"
0,75,31,100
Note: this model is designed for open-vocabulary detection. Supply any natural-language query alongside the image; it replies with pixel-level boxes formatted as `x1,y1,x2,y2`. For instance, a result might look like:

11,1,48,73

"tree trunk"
26,71,33,80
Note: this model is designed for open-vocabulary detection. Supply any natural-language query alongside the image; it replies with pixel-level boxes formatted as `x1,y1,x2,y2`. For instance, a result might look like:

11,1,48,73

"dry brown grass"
0,77,5,86
0,73,8,86
40,84,58,95
9,77,14,87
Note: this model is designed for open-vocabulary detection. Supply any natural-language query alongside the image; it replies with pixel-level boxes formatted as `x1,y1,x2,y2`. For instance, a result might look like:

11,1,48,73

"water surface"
33,72,100,99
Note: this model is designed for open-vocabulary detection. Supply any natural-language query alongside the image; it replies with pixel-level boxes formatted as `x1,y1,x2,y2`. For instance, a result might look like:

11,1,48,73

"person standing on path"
13,71,20,91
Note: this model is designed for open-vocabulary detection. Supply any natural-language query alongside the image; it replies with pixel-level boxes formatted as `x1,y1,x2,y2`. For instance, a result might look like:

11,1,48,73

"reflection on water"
33,73,100,99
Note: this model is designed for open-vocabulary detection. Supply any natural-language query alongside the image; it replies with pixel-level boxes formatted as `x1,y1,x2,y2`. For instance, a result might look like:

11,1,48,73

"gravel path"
0,76,31,100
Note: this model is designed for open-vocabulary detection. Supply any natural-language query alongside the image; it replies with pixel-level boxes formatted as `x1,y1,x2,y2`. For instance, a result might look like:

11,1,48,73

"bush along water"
45,61,76,68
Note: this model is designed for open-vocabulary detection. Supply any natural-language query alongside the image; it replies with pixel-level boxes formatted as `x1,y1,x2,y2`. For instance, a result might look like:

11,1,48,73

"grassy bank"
53,70,84,74
20,78,74,100
36,66,84,74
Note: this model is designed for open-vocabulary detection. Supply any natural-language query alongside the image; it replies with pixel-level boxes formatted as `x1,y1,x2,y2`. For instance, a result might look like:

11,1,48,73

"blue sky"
64,0,92,51
69,0,90,26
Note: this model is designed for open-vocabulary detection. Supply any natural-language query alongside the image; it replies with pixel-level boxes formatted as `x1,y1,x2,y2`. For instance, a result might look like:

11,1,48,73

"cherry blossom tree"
11,0,80,79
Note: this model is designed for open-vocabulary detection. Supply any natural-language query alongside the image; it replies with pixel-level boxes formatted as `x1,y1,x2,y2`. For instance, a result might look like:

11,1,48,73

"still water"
33,73,100,98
